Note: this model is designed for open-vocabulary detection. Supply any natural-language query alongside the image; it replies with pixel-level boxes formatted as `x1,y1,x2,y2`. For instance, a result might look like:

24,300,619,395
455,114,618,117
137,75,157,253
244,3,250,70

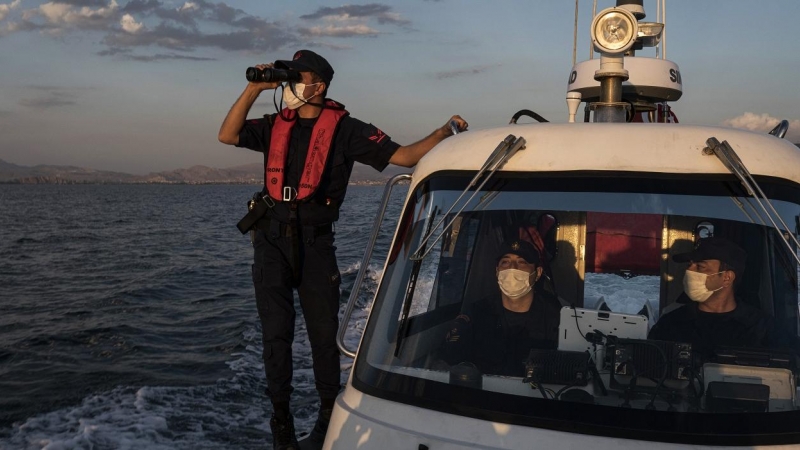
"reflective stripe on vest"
266,100,348,201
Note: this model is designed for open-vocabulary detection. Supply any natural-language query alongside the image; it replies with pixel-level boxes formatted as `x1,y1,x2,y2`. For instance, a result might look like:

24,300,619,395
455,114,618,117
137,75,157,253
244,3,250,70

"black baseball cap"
497,240,540,265
275,50,334,84
673,237,746,277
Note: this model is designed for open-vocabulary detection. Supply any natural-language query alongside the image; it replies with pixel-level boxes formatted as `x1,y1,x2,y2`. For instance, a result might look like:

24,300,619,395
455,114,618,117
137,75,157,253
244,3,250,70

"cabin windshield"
353,173,800,443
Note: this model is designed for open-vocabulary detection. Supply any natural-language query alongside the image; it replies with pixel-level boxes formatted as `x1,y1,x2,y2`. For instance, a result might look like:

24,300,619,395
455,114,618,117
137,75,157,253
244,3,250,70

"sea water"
0,184,403,449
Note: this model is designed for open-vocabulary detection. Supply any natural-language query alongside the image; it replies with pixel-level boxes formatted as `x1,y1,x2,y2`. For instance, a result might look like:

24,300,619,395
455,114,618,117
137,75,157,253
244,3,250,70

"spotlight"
591,8,638,54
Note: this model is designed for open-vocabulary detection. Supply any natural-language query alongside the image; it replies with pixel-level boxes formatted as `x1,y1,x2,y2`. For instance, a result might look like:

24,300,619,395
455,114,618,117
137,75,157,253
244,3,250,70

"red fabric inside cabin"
585,212,662,275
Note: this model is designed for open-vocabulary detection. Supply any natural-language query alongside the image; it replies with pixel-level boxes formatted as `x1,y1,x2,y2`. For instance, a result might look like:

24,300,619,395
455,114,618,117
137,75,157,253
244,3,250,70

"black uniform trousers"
251,222,342,404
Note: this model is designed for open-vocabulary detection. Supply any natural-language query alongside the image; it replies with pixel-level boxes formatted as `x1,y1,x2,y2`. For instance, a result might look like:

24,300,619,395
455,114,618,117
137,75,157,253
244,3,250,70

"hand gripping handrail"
705,137,800,266
769,120,790,139
337,173,412,359
409,134,527,261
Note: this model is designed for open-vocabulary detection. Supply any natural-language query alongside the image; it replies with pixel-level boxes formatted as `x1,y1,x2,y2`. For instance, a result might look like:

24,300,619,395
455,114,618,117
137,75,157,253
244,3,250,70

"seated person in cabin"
649,237,799,359
439,240,562,376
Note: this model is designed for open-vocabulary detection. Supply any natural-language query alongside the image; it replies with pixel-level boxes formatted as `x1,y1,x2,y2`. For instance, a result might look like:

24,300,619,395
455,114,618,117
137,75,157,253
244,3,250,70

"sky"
0,0,799,174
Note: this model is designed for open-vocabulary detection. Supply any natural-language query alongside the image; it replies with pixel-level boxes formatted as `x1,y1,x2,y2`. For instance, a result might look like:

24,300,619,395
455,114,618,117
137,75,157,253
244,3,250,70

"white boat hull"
324,383,798,449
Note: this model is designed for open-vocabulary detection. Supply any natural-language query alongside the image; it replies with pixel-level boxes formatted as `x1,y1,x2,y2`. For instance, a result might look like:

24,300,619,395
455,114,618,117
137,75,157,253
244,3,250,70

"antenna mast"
573,0,579,66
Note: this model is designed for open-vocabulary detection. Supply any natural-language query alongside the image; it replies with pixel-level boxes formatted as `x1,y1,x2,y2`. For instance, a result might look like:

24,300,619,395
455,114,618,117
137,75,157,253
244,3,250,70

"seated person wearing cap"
440,240,562,377
649,237,799,359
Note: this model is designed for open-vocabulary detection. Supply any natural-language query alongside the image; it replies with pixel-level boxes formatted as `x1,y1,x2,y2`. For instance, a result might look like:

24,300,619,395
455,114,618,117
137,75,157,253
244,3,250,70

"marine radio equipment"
712,346,795,370
608,338,693,392
524,349,591,386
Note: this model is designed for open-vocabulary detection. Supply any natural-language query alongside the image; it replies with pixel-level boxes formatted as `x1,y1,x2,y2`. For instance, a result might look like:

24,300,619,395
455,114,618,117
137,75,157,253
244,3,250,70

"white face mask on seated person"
497,269,537,299
283,82,320,110
683,269,725,303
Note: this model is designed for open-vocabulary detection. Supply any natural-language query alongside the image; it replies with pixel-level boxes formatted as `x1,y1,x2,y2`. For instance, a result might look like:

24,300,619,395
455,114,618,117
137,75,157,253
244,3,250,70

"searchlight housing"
591,8,638,54
568,0,679,123
591,7,638,122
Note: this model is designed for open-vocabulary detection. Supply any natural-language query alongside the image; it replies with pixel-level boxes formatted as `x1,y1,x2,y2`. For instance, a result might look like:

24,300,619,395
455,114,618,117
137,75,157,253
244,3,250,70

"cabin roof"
411,123,800,189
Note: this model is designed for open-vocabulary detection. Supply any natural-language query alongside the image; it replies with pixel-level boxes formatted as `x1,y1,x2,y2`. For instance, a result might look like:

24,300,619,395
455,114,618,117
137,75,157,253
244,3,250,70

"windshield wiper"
394,206,438,357
705,137,800,266
410,134,527,262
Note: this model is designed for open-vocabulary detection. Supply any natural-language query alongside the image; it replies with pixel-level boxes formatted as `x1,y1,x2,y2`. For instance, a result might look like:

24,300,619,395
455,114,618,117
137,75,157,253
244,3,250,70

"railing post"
337,173,412,358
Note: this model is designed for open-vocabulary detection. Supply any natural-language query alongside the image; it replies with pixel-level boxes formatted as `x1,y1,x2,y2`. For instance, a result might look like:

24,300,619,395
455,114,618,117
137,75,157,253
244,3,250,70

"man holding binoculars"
218,49,467,449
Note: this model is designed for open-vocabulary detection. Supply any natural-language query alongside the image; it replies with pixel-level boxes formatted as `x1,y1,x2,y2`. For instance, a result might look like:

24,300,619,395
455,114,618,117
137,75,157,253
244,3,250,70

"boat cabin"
329,124,800,448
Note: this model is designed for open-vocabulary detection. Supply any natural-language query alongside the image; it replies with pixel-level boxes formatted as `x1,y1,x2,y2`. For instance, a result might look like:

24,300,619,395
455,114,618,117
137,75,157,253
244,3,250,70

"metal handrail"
337,173,412,359
769,120,790,139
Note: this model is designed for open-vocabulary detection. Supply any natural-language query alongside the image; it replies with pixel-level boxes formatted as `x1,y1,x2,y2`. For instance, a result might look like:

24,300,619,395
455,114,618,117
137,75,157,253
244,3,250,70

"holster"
236,192,276,234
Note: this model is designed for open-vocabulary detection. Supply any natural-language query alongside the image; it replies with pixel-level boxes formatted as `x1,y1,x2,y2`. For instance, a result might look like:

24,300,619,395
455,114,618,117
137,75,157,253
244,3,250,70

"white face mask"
497,269,534,299
683,269,724,303
282,82,319,110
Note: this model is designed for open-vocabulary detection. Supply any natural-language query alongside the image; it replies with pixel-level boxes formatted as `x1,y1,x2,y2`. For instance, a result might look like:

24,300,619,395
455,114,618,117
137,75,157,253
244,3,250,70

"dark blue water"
0,184,405,449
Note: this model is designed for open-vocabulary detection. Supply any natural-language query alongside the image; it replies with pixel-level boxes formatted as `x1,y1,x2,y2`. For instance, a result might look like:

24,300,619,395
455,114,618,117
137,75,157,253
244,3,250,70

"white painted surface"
410,123,800,191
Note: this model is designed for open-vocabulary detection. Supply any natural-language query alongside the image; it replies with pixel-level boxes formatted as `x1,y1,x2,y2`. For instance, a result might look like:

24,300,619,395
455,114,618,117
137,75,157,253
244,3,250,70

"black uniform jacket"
648,300,800,360
237,106,400,225
441,290,562,377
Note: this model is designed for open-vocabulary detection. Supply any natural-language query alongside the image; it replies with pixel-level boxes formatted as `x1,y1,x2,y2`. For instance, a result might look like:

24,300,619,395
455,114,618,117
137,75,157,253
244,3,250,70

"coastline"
0,178,391,186
0,159,407,186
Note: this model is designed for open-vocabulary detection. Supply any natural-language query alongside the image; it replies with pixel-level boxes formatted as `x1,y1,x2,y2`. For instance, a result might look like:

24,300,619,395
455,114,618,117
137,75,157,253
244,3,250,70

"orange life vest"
266,100,348,201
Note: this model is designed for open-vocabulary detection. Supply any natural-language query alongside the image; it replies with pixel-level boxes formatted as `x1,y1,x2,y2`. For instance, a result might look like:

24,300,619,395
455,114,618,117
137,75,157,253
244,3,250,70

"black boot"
270,413,300,450
306,408,332,446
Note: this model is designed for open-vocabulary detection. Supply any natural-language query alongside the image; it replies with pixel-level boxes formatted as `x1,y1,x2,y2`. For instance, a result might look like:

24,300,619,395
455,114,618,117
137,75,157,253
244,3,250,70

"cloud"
56,0,110,6
103,21,293,52
120,13,142,33
0,0,20,22
0,19,40,37
4,1,405,61
126,52,214,62
11,0,296,53
300,24,380,38
36,0,119,30
121,0,159,14
723,112,800,143
304,41,352,51
435,64,495,80
299,4,410,26
18,86,83,110
178,2,197,13
98,46,214,61
122,0,203,27
297,4,411,39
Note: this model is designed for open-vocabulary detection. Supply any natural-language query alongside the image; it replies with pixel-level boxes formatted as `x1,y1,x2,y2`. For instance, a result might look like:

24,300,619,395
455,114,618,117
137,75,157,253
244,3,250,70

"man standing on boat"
218,49,467,449
440,239,561,377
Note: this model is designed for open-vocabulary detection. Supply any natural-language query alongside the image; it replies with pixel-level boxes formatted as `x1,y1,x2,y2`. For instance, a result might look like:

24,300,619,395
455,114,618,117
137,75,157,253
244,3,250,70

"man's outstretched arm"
389,115,468,168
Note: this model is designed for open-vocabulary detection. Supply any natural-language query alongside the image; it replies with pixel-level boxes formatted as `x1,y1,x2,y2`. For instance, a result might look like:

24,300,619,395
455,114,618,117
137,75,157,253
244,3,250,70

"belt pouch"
236,194,273,234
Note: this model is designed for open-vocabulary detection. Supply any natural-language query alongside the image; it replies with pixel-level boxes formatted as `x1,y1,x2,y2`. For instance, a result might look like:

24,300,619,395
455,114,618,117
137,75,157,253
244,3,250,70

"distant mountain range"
0,159,408,185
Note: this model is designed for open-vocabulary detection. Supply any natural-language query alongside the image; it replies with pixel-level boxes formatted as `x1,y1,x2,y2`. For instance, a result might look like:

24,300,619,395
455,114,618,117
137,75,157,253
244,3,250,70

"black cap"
497,240,540,265
275,50,334,84
673,237,746,277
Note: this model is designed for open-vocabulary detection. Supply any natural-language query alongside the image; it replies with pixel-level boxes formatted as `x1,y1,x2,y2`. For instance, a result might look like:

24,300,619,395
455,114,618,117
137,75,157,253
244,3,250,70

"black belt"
255,218,333,238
